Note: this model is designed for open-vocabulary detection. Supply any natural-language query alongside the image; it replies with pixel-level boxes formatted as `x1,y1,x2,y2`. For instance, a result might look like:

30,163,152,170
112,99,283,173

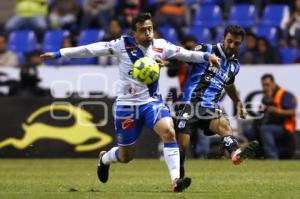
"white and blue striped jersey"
60,36,208,105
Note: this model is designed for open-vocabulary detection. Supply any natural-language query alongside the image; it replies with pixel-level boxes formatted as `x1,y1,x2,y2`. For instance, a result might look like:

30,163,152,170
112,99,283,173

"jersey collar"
217,43,236,60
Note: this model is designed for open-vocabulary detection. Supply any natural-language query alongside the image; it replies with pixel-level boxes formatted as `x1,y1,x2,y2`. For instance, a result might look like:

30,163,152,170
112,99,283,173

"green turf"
0,159,300,199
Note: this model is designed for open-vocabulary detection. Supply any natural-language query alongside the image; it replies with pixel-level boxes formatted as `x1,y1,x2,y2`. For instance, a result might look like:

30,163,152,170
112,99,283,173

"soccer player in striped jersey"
40,13,220,192
176,25,259,178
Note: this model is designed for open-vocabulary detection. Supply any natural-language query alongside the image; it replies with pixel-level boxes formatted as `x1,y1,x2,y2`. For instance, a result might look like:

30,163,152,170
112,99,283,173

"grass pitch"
0,159,300,199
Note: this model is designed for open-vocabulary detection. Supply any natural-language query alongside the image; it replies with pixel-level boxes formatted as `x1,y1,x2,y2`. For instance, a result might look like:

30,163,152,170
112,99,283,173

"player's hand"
208,54,221,67
155,59,169,68
237,102,247,119
40,52,55,60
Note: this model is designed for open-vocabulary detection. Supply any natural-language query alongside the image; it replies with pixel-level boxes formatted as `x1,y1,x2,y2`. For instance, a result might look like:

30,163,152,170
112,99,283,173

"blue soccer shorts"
114,100,171,146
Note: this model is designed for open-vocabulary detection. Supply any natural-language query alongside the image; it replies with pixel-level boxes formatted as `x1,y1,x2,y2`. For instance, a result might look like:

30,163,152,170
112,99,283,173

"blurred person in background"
59,35,77,65
117,0,143,30
100,19,122,65
154,0,189,41
48,0,81,32
245,74,297,159
238,32,258,65
285,0,300,46
5,0,48,42
81,0,115,30
102,19,123,41
8,50,50,97
166,35,197,92
0,33,18,67
255,37,281,64
259,74,297,159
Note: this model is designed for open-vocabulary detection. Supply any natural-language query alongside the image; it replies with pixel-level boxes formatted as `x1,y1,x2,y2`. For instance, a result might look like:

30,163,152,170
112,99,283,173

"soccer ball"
133,57,160,84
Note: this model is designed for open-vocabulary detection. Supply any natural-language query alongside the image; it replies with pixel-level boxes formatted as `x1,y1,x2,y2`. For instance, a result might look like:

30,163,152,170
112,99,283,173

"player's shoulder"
153,38,174,46
104,36,124,47
194,43,214,53
231,58,240,65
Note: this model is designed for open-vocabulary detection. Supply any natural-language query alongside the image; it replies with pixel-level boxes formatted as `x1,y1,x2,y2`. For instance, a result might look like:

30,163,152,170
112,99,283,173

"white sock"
101,147,120,165
163,142,180,182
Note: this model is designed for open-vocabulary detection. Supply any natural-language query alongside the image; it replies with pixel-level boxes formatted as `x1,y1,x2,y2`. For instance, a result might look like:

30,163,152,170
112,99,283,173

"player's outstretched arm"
164,42,220,67
41,39,121,60
225,83,247,119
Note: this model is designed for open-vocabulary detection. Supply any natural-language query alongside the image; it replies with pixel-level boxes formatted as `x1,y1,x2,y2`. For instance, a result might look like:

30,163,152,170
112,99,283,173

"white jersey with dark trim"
60,36,207,105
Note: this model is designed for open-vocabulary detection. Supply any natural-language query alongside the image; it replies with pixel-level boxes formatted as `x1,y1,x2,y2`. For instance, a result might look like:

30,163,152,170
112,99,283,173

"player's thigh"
209,116,232,136
153,117,176,141
141,101,175,141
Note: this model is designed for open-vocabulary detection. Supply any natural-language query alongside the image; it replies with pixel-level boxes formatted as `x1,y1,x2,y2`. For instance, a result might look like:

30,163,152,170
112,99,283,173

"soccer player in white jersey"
41,13,220,192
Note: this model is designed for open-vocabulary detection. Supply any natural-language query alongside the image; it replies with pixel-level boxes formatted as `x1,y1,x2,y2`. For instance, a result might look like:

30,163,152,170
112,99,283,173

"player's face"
134,20,154,47
223,33,243,57
0,36,6,53
262,78,276,98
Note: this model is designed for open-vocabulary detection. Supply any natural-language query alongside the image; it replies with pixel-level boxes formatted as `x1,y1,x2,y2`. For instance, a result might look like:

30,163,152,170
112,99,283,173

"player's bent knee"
118,154,134,163
161,127,176,142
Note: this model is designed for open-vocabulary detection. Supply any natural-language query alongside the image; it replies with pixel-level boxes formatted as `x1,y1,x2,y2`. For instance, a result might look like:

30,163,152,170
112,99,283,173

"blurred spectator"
5,0,48,42
166,35,197,91
60,35,76,65
81,0,115,30
48,0,81,32
117,0,143,29
0,33,18,67
99,19,121,65
255,37,282,64
154,0,189,40
102,19,122,41
154,29,162,39
285,0,300,46
9,50,50,96
239,32,258,65
245,74,297,159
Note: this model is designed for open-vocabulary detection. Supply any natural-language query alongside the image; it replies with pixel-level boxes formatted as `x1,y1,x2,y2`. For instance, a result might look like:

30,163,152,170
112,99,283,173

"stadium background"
1,1,300,198
0,0,299,158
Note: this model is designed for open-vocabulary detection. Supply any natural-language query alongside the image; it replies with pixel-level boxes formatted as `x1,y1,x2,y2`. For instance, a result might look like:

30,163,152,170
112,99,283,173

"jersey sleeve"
282,92,297,109
162,39,208,63
193,43,213,53
60,37,122,58
225,62,240,85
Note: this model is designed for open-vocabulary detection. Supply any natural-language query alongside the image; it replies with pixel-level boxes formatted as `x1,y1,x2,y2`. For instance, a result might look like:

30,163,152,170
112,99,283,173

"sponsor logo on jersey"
153,47,163,53
125,45,137,49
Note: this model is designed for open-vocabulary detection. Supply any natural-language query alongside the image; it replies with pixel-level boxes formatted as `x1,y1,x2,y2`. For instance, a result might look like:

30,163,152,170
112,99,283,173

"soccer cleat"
231,140,259,165
172,177,192,192
97,151,110,183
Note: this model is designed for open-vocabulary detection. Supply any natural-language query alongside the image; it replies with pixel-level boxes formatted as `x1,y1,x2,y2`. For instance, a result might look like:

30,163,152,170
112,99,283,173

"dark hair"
224,25,246,40
261,73,275,82
246,31,257,39
181,35,197,44
0,32,8,41
131,13,152,31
